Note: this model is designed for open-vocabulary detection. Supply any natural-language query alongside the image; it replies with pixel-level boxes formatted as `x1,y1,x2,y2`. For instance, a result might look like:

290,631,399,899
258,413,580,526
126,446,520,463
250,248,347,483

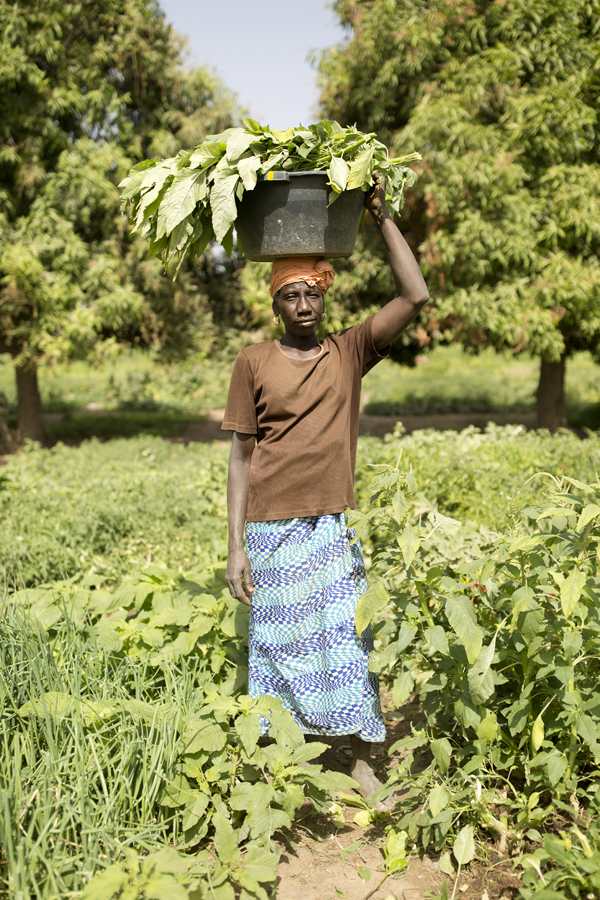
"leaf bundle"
119,118,420,270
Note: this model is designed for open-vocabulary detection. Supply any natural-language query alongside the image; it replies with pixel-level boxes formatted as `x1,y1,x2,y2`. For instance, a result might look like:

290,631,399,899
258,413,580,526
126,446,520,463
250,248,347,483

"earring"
273,315,280,325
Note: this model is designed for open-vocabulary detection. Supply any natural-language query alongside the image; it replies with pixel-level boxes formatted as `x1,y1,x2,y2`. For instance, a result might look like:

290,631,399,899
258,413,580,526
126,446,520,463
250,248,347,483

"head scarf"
270,256,335,299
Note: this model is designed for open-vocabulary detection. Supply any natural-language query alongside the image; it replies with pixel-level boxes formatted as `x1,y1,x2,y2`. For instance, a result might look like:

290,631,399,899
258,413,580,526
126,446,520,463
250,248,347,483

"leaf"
355,580,389,634
358,866,372,883
546,753,568,786
507,698,529,735
225,129,257,163
439,853,455,876
213,812,239,863
560,568,586,617
181,721,227,753
347,147,374,190
157,170,207,238
531,715,545,752
510,585,534,633
248,805,291,838
430,738,452,774
575,713,597,747
392,488,409,525
235,711,260,755
384,828,408,874
189,142,226,169
327,156,350,193
425,625,449,655
397,525,420,567
445,596,483,664
18,692,76,719
237,155,262,191
392,670,414,707
477,711,498,742
576,504,600,530
269,705,304,748
429,511,462,535
467,635,497,705
210,172,240,243
453,824,475,865
81,865,129,900
396,621,417,652
354,810,373,828
429,785,450,817
182,794,209,831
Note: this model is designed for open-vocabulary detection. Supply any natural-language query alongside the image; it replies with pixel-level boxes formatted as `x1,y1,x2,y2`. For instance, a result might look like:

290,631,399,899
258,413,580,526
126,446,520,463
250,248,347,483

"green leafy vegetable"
120,119,420,269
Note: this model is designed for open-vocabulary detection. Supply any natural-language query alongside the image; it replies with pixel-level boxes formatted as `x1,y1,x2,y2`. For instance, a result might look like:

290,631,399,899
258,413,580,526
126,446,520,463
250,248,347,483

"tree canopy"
0,0,240,442
319,0,600,428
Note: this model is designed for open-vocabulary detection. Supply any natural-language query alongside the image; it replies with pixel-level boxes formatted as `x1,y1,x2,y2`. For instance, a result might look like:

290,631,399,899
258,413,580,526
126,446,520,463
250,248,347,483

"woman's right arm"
225,431,256,606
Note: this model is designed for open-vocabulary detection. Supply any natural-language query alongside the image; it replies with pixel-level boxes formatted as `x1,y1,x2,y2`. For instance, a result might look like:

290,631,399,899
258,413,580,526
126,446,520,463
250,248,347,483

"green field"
3,429,600,897
2,346,600,433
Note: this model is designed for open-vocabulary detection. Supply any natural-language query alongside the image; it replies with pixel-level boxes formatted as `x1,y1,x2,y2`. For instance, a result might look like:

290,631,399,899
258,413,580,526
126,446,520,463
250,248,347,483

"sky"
158,0,348,128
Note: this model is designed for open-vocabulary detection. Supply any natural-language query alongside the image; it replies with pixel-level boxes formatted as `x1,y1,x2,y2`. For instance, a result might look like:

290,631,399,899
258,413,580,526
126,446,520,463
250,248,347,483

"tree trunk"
0,415,14,453
15,363,45,445
536,355,567,431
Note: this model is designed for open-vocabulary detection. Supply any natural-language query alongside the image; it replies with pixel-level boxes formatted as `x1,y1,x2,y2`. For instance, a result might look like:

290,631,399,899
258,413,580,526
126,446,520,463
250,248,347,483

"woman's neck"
278,332,321,359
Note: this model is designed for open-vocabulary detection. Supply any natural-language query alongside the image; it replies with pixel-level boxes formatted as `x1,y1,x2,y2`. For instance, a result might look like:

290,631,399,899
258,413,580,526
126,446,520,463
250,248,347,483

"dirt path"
178,409,537,445
274,698,445,900
273,696,520,900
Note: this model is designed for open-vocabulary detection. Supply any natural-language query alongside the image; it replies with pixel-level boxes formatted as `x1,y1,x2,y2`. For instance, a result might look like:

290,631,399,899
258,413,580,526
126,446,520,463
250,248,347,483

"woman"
222,177,429,805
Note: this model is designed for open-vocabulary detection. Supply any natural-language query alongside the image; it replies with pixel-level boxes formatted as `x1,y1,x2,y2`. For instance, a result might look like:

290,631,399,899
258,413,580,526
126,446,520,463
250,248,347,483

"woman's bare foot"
350,735,396,813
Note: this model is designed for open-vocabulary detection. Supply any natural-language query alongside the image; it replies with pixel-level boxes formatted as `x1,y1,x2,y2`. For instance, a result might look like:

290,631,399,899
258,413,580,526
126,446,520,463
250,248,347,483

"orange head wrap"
270,256,335,299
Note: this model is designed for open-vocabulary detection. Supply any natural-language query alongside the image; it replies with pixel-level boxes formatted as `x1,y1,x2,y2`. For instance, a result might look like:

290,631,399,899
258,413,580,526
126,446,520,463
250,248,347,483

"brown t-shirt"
222,315,389,522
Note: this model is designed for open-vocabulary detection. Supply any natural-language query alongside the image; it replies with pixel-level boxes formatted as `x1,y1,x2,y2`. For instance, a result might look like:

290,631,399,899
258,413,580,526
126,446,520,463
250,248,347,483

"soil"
273,696,523,900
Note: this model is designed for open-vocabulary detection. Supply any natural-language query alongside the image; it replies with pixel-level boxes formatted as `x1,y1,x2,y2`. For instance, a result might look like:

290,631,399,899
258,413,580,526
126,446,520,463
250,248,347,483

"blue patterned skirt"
245,513,386,742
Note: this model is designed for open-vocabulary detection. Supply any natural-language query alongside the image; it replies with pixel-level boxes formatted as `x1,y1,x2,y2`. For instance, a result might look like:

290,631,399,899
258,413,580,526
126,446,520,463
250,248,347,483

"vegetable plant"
352,457,600,860
1,565,356,899
119,118,420,270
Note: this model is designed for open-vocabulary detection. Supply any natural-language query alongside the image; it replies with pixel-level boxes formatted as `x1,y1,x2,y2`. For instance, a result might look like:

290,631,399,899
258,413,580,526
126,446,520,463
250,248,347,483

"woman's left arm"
366,176,430,351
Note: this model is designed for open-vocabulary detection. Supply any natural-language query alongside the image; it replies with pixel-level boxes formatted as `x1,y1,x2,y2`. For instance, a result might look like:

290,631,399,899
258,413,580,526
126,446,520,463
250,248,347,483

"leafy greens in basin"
120,118,420,270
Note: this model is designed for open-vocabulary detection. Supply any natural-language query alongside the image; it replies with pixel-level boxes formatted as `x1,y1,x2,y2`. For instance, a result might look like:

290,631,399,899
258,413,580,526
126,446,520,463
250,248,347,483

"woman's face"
273,281,325,336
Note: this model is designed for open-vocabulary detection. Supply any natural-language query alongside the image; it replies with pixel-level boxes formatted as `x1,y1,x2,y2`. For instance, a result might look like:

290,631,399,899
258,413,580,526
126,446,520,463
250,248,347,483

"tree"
0,0,239,445
319,0,600,429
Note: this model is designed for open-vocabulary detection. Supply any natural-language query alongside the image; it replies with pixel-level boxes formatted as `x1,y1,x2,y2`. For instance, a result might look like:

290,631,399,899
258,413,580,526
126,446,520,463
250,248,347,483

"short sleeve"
334,314,390,377
221,350,257,434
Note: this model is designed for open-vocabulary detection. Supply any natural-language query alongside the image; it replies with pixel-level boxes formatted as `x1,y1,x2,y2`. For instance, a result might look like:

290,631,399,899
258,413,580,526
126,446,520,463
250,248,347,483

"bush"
352,455,600,875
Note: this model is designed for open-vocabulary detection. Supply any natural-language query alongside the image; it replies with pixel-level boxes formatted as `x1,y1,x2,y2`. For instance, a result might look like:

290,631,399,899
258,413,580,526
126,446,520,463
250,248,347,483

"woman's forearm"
227,453,252,550
226,432,256,606
365,176,430,348
377,212,429,305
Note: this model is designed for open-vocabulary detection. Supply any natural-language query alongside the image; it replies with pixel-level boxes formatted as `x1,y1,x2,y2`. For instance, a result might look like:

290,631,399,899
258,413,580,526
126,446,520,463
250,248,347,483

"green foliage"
354,424,600,534
120,117,420,268
318,0,600,404
44,411,193,442
4,427,600,587
352,455,600,863
0,349,234,416
4,428,600,891
0,0,243,443
1,565,355,898
0,436,230,586
519,823,600,899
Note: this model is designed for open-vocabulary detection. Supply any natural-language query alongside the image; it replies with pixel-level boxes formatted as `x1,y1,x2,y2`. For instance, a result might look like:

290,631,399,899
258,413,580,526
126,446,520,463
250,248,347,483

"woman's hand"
226,547,254,606
364,171,390,227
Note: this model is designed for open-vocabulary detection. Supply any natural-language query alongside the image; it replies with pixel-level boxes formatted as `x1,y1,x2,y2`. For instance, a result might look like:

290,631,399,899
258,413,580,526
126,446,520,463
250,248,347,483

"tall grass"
0,597,189,898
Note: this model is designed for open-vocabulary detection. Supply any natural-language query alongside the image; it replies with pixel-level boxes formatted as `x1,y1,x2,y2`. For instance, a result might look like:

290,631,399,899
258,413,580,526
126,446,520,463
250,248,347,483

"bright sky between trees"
158,0,347,128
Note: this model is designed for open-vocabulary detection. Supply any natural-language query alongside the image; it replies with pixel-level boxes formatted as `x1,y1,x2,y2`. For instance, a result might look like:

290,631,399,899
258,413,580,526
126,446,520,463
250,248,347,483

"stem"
363,872,388,900
450,861,463,900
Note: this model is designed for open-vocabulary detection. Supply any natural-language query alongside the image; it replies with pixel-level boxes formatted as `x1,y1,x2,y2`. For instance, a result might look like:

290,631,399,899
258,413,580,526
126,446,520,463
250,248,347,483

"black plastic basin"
236,171,365,261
